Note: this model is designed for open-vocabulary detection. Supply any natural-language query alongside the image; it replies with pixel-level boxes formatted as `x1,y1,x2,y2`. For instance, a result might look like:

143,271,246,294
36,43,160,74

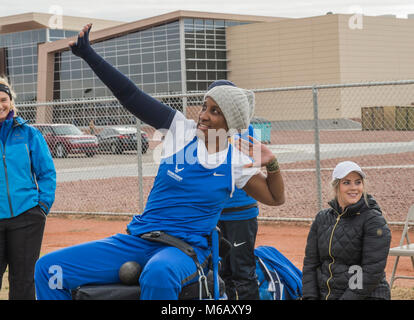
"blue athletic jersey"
220,125,259,221
127,136,234,248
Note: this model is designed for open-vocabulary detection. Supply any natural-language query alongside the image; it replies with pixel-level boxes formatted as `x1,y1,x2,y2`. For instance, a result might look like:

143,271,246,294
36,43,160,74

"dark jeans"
218,217,259,300
0,206,46,300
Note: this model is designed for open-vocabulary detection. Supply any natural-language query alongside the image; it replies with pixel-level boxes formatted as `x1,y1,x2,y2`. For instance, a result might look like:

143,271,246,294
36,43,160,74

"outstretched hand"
234,135,276,168
68,23,93,58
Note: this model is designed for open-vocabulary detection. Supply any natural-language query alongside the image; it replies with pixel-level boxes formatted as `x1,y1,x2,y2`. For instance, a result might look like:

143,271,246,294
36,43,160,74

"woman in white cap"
35,24,285,300
302,161,391,300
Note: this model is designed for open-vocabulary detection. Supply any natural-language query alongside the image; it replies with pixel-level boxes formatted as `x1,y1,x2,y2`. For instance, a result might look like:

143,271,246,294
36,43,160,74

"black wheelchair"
71,228,230,300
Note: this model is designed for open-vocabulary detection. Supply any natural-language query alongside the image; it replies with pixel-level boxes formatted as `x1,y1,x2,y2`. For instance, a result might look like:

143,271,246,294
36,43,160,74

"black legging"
0,206,46,300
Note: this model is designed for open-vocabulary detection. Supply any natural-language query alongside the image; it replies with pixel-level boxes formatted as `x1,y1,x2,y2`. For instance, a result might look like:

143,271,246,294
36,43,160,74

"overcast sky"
1,0,414,22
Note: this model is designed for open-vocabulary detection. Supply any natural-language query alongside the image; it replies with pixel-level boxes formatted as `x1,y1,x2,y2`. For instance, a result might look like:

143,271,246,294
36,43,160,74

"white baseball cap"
332,161,366,181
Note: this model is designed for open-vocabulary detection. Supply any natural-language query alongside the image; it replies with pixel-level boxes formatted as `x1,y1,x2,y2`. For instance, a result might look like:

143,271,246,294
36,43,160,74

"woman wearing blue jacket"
0,77,56,300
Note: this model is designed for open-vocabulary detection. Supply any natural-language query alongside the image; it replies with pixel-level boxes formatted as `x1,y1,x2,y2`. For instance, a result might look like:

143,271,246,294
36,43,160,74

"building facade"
0,12,123,103
2,11,414,124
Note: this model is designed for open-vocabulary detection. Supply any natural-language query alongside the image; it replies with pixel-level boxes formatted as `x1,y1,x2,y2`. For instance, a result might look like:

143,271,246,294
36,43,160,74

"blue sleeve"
78,47,176,129
30,128,56,214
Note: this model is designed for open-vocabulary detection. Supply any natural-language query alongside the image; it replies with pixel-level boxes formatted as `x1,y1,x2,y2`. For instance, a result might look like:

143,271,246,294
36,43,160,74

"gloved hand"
68,23,94,59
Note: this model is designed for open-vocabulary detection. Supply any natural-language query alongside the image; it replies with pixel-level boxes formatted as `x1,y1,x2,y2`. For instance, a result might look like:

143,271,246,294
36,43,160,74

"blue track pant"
34,233,210,300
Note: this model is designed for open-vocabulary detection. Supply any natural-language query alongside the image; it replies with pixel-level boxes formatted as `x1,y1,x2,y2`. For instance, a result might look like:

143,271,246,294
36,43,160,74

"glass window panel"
187,71,196,80
13,57,23,66
154,51,167,61
116,55,129,65
208,71,216,80
196,61,206,69
71,70,81,79
196,51,206,59
11,48,22,56
169,82,181,93
187,82,196,91
71,79,82,89
22,47,32,56
169,71,181,82
49,29,64,38
22,56,32,65
197,71,206,80
23,65,33,74
82,79,94,91
142,47,154,53
197,82,207,91
185,50,195,59
155,62,167,72
82,69,93,78
215,20,225,28
130,64,142,74
130,54,141,65
142,53,154,63
168,61,181,71
217,61,227,69
71,60,82,69
186,61,195,69
130,74,141,84
143,73,155,83
216,51,226,59
207,61,215,69
142,63,154,73
142,84,155,93
23,74,34,83
156,83,168,93
155,71,168,82
72,89,84,99
118,65,129,75
168,50,180,60
60,71,71,80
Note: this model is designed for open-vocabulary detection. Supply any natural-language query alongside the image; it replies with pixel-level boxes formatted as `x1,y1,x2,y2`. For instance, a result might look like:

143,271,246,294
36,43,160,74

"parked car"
32,123,98,158
96,126,149,154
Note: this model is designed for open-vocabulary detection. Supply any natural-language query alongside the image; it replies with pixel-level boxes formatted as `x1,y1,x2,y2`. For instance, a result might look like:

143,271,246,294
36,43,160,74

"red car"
32,123,98,158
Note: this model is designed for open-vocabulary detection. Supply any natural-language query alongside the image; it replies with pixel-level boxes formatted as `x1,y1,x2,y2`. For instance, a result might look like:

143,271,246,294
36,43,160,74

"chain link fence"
15,80,414,223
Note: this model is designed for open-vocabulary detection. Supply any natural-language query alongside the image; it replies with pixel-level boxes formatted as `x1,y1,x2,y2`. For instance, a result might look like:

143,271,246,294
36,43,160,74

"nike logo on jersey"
213,172,225,177
175,164,184,173
233,241,246,247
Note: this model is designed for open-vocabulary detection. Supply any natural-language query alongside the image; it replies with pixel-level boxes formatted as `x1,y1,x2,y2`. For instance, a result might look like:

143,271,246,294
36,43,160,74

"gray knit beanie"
204,85,255,131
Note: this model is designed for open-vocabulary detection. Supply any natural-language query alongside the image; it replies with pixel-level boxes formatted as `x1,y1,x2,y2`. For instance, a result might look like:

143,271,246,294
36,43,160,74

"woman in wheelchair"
34,24,285,300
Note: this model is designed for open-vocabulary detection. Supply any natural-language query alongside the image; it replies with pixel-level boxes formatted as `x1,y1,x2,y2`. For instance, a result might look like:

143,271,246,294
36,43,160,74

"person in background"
209,80,262,300
302,161,391,300
0,76,56,300
89,119,96,135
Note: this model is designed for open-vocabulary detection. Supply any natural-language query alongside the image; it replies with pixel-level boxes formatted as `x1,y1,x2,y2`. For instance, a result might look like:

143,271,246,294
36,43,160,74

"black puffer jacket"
302,195,391,300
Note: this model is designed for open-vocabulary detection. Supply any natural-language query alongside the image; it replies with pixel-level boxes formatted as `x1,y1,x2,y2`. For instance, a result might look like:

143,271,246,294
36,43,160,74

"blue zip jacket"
0,116,56,219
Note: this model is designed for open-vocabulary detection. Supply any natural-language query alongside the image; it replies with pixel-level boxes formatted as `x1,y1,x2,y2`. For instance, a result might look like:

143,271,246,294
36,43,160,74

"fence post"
136,119,144,213
312,86,323,211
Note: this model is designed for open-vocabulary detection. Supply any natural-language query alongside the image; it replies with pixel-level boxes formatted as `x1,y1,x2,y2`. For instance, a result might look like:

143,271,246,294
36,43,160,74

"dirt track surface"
41,215,414,290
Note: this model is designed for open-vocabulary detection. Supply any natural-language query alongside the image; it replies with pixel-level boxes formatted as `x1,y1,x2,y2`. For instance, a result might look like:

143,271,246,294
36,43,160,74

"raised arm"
68,24,176,129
